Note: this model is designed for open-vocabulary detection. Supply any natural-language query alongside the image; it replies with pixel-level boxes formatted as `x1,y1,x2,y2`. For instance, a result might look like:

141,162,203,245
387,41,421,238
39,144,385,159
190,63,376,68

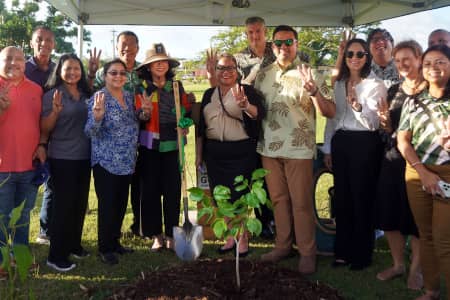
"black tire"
312,167,336,235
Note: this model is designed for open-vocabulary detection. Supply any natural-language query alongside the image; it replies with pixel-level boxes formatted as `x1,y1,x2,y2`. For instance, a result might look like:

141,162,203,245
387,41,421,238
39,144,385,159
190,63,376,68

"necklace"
402,79,426,95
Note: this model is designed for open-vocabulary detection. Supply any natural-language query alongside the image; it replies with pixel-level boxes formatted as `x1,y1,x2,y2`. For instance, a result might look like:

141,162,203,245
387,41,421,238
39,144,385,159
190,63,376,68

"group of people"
0,27,192,272
200,18,450,300
0,15,449,300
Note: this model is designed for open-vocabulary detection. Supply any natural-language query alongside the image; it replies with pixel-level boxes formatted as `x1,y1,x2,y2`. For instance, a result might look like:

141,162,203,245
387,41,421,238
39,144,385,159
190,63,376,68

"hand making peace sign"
93,92,105,121
88,47,102,78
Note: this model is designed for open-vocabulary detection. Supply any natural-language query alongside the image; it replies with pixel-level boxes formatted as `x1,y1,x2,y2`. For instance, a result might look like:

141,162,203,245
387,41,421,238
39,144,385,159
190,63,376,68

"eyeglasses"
273,39,296,47
423,59,449,68
216,65,236,72
346,51,367,59
107,70,127,77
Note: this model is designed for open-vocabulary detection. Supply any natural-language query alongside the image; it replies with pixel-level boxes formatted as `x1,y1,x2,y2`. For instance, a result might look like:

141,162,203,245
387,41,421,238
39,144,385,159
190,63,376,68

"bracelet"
410,161,422,167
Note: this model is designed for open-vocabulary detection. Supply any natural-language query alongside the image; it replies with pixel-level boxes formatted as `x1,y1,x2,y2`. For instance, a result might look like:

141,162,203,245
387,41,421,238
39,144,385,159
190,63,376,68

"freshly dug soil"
108,258,344,300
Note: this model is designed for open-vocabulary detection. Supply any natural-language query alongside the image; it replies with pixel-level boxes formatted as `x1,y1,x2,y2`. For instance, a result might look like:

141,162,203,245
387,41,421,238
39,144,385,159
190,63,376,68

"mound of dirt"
108,258,344,299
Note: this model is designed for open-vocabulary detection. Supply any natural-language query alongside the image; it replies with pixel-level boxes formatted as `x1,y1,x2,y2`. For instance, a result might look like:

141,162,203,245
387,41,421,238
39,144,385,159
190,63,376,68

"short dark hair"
245,16,265,26
32,25,54,38
336,38,372,82
367,28,394,45
272,25,298,40
116,31,139,45
45,53,91,95
103,58,127,76
429,29,450,36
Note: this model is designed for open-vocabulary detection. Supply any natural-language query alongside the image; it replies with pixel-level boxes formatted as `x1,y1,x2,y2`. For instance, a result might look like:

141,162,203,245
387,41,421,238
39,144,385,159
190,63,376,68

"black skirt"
204,138,257,202
375,146,419,237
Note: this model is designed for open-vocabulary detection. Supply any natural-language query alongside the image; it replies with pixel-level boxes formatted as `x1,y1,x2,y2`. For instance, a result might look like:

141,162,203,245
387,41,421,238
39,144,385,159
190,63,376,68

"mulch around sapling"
107,258,344,300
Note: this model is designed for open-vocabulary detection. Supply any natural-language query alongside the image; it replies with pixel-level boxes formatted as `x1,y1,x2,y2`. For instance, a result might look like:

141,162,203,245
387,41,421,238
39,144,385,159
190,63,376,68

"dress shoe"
237,250,250,258
298,255,316,275
217,245,235,254
98,252,119,265
261,248,292,263
115,245,134,255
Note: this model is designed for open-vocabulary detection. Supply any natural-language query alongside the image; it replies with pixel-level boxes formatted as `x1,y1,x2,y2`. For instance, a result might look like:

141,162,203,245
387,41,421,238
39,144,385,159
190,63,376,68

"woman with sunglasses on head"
134,43,192,252
196,53,265,256
397,45,450,300
41,54,92,272
375,40,425,290
85,59,151,265
323,38,387,270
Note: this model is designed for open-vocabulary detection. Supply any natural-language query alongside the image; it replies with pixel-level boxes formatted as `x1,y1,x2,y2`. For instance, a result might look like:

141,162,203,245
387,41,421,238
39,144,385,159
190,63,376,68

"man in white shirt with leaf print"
255,25,335,275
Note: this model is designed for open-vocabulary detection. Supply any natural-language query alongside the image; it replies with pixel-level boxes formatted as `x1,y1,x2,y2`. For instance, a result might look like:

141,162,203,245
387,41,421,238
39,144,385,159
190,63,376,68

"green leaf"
0,246,10,269
229,226,239,238
246,218,262,236
13,244,33,282
234,175,244,184
213,185,231,198
235,184,247,192
188,187,205,202
212,219,227,238
252,180,264,189
251,168,269,181
253,186,268,204
9,200,25,228
245,193,260,208
198,207,213,220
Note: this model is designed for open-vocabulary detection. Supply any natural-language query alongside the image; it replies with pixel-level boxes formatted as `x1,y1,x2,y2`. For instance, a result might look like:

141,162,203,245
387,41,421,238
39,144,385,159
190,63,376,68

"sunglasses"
273,39,295,47
216,65,236,71
346,51,367,59
107,70,127,77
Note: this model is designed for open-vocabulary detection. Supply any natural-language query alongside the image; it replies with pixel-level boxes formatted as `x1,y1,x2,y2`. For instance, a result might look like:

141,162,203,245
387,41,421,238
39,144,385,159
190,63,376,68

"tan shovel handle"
173,81,190,220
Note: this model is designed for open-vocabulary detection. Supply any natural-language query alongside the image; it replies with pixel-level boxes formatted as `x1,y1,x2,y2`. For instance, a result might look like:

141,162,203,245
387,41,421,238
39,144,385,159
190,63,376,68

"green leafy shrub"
188,168,271,290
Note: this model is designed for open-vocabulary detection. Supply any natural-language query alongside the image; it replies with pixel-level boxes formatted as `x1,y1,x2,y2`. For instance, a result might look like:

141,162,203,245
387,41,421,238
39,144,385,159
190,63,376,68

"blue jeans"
39,177,53,236
0,171,38,246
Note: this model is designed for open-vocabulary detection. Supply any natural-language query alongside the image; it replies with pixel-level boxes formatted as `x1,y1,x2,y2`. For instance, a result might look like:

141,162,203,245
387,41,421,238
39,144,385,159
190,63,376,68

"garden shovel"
172,81,203,261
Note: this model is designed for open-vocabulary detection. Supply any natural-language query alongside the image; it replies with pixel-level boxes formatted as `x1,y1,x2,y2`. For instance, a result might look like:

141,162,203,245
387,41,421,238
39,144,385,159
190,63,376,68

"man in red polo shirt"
0,46,44,250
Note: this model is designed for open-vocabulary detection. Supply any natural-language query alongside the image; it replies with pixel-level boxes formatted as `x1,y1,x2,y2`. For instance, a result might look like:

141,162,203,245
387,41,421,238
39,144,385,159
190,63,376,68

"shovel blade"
173,225,203,261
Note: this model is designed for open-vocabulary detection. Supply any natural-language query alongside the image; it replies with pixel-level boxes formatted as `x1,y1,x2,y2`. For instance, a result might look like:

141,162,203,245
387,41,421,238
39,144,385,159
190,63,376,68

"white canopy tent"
45,0,450,55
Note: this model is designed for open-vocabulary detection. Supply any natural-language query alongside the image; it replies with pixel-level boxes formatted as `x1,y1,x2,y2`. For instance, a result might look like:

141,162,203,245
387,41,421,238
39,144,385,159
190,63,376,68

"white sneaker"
46,260,76,272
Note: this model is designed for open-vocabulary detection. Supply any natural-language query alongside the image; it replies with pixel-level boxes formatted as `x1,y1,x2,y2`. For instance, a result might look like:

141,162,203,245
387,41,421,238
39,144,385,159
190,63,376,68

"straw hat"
135,43,180,71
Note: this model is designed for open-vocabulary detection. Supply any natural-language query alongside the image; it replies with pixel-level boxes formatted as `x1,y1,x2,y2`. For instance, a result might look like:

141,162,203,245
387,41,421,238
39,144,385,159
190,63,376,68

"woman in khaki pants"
397,44,450,300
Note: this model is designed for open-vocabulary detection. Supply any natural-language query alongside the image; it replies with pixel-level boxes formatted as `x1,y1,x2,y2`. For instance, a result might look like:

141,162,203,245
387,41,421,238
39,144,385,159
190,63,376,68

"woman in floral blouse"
85,58,151,265
397,44,450,300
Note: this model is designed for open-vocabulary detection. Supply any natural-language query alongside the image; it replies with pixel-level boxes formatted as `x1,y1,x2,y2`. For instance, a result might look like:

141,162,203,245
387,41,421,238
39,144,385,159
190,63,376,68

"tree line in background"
0,0,377,73
0,0,91,56
188,23,379,72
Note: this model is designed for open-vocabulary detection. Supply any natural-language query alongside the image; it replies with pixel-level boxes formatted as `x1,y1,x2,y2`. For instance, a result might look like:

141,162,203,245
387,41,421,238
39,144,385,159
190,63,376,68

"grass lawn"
9,81,447,299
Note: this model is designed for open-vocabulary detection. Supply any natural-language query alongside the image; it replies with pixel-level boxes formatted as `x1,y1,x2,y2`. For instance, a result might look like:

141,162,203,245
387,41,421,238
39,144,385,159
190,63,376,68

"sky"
5,1,450,61
84,5,450,61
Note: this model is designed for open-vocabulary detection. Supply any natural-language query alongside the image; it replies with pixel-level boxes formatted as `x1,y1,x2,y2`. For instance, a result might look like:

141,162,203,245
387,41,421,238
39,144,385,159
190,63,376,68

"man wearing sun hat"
134,43,192,251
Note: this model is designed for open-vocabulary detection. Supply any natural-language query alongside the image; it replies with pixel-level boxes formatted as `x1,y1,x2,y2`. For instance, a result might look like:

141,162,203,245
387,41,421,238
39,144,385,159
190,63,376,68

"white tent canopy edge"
44,0,450,57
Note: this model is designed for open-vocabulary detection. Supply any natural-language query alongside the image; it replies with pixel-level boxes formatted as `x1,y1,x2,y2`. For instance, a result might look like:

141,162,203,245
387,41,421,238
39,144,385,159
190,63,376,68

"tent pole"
78,22,84,58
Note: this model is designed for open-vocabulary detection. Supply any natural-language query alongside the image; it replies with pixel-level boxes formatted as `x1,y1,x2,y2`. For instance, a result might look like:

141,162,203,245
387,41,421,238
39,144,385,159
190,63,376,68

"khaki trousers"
405,163,450,294
261,156,316,256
